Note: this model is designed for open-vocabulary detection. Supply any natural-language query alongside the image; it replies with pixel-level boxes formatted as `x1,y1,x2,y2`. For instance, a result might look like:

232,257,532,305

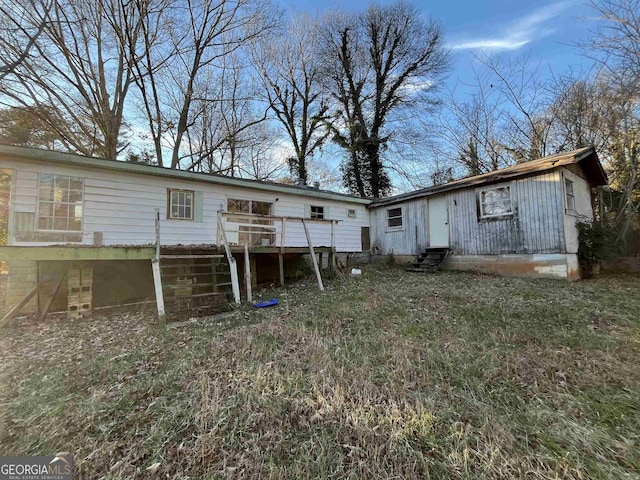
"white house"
0,145,606,320
0,145,370,318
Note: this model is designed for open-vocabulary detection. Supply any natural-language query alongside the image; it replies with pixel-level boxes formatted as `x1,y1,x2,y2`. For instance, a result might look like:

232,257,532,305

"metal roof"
0,144,372,205
371,147,607,208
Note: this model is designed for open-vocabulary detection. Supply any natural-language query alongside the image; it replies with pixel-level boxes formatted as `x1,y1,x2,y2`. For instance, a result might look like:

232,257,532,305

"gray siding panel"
372,170,567,256
370,198,427,255
448,172,565,255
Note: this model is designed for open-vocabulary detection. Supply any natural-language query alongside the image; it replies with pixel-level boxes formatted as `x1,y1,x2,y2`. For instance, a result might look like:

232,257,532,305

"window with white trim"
565,178,576,212
387,207,403,228
168,189,194,220
310,205,325,219
479,186,513,218
37,174,83,231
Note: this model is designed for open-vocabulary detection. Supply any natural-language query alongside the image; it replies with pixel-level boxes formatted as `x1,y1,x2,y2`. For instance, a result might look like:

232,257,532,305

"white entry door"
428,196,449,247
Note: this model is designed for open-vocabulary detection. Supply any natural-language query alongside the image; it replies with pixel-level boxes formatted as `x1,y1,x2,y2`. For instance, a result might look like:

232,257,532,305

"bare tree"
131,0,274,169
320,1,450,197
2,0,146,159
0,0,52,81
184,47,269,175
585,0,640,242
441,66,512,176
252,12,330,184
478,53,560,163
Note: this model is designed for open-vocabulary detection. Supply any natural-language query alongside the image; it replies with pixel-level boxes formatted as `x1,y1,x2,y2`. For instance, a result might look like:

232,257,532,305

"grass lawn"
1,267,639,479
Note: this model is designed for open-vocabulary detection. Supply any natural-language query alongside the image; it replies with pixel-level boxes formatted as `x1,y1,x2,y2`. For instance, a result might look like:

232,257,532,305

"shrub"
576,221,612,264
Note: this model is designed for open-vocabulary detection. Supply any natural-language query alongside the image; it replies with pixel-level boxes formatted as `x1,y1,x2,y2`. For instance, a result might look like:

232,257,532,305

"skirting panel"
441,253,580,281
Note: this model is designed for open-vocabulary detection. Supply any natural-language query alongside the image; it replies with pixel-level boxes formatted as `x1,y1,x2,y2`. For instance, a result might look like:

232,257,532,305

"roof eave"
0,144,372,205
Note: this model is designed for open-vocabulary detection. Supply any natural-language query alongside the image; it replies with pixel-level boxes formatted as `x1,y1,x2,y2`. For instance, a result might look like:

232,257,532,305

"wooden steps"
406,247,450,273
159,249,233,316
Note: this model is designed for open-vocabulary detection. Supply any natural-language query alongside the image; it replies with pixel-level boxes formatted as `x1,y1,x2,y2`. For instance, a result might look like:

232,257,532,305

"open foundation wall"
2,259,156,317
441,253,580,281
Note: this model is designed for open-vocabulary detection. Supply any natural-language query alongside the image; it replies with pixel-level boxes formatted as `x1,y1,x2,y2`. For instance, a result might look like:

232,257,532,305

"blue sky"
276,0,597,93
272,0,599,190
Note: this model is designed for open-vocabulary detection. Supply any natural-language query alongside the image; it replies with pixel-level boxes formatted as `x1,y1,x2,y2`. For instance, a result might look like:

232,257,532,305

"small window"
168,189,194,220
387,207,403,228
310,206,324,220
479,186,513,218
348,209,356,218
565,178,575,212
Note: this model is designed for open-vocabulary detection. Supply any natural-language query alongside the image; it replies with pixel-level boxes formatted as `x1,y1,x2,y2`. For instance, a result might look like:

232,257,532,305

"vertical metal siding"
448,172,565,255
372,170,568,256
370,198,428,255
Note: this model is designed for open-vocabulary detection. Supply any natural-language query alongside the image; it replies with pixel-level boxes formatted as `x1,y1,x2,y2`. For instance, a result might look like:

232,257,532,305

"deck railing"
216,210,337,251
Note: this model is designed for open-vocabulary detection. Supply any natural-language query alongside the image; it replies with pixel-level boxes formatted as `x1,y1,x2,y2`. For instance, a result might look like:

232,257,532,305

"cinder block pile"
68,267,93,318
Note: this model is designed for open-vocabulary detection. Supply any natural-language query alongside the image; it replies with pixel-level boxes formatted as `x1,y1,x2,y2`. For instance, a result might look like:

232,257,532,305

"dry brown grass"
0,268,639,479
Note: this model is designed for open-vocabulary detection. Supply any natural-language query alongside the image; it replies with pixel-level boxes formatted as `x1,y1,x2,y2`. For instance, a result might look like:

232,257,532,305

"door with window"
428,196,449,247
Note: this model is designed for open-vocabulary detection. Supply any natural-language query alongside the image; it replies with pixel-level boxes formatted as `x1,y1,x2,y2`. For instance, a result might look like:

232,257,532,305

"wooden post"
279,217,286,286
279,254,285,287
301,219,324,291
281,217,287,250
244,243,252,302
330,220,337,272
155,208,161,260
36,272,65,322
152,208,165,325
217,216,241,305
152,259,166,326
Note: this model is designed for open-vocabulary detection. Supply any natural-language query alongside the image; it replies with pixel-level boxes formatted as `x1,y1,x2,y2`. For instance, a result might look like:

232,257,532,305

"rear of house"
0,145,370,316
0,145,609,320
369,148,607,280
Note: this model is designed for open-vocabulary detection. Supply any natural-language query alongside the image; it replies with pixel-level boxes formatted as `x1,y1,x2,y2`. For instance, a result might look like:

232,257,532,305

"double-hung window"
565,178,576,213
168,189,194,220
387,207,403,228
38,174,83,231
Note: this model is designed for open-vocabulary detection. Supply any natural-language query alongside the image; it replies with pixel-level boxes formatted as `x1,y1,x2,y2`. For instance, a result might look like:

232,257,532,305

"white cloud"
449,1,575,52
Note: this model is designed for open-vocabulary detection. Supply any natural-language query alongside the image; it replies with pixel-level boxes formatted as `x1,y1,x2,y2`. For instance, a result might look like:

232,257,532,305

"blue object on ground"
253,298,279,308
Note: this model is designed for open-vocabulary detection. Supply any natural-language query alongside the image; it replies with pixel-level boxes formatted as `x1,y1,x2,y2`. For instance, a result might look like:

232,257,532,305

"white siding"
561,167,594,253
3,158,369,252
13,170,37,213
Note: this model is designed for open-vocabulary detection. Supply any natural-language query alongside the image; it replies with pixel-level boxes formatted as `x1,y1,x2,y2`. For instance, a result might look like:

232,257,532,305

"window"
348,209,356,218
228,198,250,213
479,186,513,218
227,198,272,216
310,205,324,220
168,189,194,220
252,201,272,216
37,174,83,231
387,207,403,228
565,178,575,212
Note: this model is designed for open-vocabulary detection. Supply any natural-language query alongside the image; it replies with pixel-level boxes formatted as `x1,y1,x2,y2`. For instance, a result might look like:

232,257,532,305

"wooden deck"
0,245,334,261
